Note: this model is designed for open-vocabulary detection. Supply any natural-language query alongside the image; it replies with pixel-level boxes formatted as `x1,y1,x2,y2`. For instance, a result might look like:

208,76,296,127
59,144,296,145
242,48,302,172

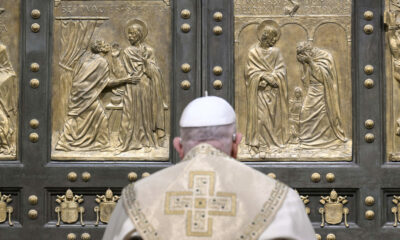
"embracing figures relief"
51,0,171,160
235,0,352,161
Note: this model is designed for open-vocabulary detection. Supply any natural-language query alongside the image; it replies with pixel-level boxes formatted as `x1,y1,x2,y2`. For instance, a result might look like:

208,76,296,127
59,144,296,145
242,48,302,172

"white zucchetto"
180,96,236,127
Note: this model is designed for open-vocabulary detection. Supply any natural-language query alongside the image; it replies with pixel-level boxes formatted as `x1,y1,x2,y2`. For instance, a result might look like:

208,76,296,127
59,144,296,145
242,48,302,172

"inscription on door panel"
385,0,400,161
51,0,171,161
0,1,20,160
234,0,352,161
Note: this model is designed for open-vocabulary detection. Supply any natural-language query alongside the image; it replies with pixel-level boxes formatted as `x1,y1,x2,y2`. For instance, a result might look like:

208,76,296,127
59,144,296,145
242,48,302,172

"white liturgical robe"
103,144,315,240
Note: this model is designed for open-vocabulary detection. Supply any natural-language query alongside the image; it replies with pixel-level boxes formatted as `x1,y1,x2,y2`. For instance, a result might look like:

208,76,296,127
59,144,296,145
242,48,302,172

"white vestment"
103,144,315,240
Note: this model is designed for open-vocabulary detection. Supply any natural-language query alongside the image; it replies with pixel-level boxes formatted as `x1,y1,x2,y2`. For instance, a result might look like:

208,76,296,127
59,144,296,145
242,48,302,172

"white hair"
180,123,236,155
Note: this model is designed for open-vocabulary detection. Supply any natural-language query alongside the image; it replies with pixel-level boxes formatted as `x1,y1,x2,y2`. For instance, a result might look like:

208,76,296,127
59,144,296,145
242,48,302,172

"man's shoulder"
142,44,154,53
125,160,192,190
134,150,280,179
123,46,135,55
248,43,260,53
268,45,281,51
118,151,296,240
314,47,333,59
248,44,282,56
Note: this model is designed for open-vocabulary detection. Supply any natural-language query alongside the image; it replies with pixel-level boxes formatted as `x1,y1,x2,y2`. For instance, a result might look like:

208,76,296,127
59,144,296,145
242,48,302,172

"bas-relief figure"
0,6,19,159
245,20,289,157
51,0,170,161
288,87,303,144
386,11,400,139
385,3,400,161
386,12,400,83
113,19,168,154
235,0,352,161
295,41,347,148
0,41,16,157
56,40,135,151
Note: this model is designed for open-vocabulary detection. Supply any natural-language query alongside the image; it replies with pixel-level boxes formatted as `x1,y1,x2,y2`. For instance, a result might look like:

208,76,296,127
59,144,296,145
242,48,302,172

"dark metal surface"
0,0,396,239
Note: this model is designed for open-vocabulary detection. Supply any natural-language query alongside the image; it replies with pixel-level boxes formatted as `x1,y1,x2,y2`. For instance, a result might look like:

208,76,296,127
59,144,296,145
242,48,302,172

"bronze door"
0,0,202,238
0,0,398,239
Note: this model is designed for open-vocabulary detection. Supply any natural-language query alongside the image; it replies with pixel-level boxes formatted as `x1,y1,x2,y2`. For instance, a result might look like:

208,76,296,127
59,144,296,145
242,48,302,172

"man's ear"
173,137,184,159
231,132,243,159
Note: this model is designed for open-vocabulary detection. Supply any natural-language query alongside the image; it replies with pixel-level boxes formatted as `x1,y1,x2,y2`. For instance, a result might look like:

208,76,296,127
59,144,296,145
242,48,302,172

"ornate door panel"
234,0,352,161
0,0,202,238
0,0,396,239
207,0,389,239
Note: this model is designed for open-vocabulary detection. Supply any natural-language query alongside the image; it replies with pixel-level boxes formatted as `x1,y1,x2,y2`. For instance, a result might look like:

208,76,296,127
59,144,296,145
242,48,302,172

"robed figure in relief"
296,41,346,147
386,10,400,83
0,42,16,155
56,40,134,151
114,19,168,153
56,40,112,151
385,11,400,136
245,20,289,156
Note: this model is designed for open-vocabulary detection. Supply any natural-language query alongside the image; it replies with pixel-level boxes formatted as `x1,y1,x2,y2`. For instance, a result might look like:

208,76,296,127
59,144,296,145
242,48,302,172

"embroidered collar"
181,143,230,162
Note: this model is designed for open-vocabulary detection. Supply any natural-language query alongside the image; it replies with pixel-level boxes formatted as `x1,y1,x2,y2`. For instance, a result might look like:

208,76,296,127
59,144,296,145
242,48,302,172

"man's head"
100,42,111,54
90,39,109,55
128,24,143,45
257,20,281,48
173,96,242,159
259,26,279,47
294,87,302,98
296,41,314,63
125,19,148,46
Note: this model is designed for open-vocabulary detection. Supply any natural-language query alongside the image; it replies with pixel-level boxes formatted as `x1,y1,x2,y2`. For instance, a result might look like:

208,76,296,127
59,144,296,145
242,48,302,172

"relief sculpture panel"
234,0,352,161
51,0,171,161
385,0,400,161
0,1,19,160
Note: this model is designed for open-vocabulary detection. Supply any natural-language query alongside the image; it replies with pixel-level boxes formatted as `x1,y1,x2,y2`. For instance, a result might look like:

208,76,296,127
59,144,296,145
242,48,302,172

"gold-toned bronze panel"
51,0,171,161
234,0,352,161
385,0,400,161
0,1,20,160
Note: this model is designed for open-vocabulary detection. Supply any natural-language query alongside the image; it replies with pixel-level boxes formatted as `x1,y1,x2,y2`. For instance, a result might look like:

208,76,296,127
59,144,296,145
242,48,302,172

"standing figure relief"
385,11,400,137
288,87,303,144
0,42,16,156
245,20,289,157
0,8,17,157
295,41,347,148
54,19,168,156
386,11,400,83
112,19,168,154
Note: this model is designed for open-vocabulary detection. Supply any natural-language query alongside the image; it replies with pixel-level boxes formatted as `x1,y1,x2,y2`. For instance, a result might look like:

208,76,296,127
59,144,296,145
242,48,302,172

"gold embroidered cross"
165,171,236,237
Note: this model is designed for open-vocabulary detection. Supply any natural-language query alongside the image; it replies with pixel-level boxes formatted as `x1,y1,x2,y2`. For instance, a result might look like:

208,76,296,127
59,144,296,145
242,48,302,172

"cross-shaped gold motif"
165,171,236,237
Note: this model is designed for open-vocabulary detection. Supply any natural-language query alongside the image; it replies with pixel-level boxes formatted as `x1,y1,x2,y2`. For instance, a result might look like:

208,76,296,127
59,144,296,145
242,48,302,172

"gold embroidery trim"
164,171,237,237
182,143,229,162
186,211,213,237
122,184,159,240
189,171,215,195
209,192,237,216
236,181,288,240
